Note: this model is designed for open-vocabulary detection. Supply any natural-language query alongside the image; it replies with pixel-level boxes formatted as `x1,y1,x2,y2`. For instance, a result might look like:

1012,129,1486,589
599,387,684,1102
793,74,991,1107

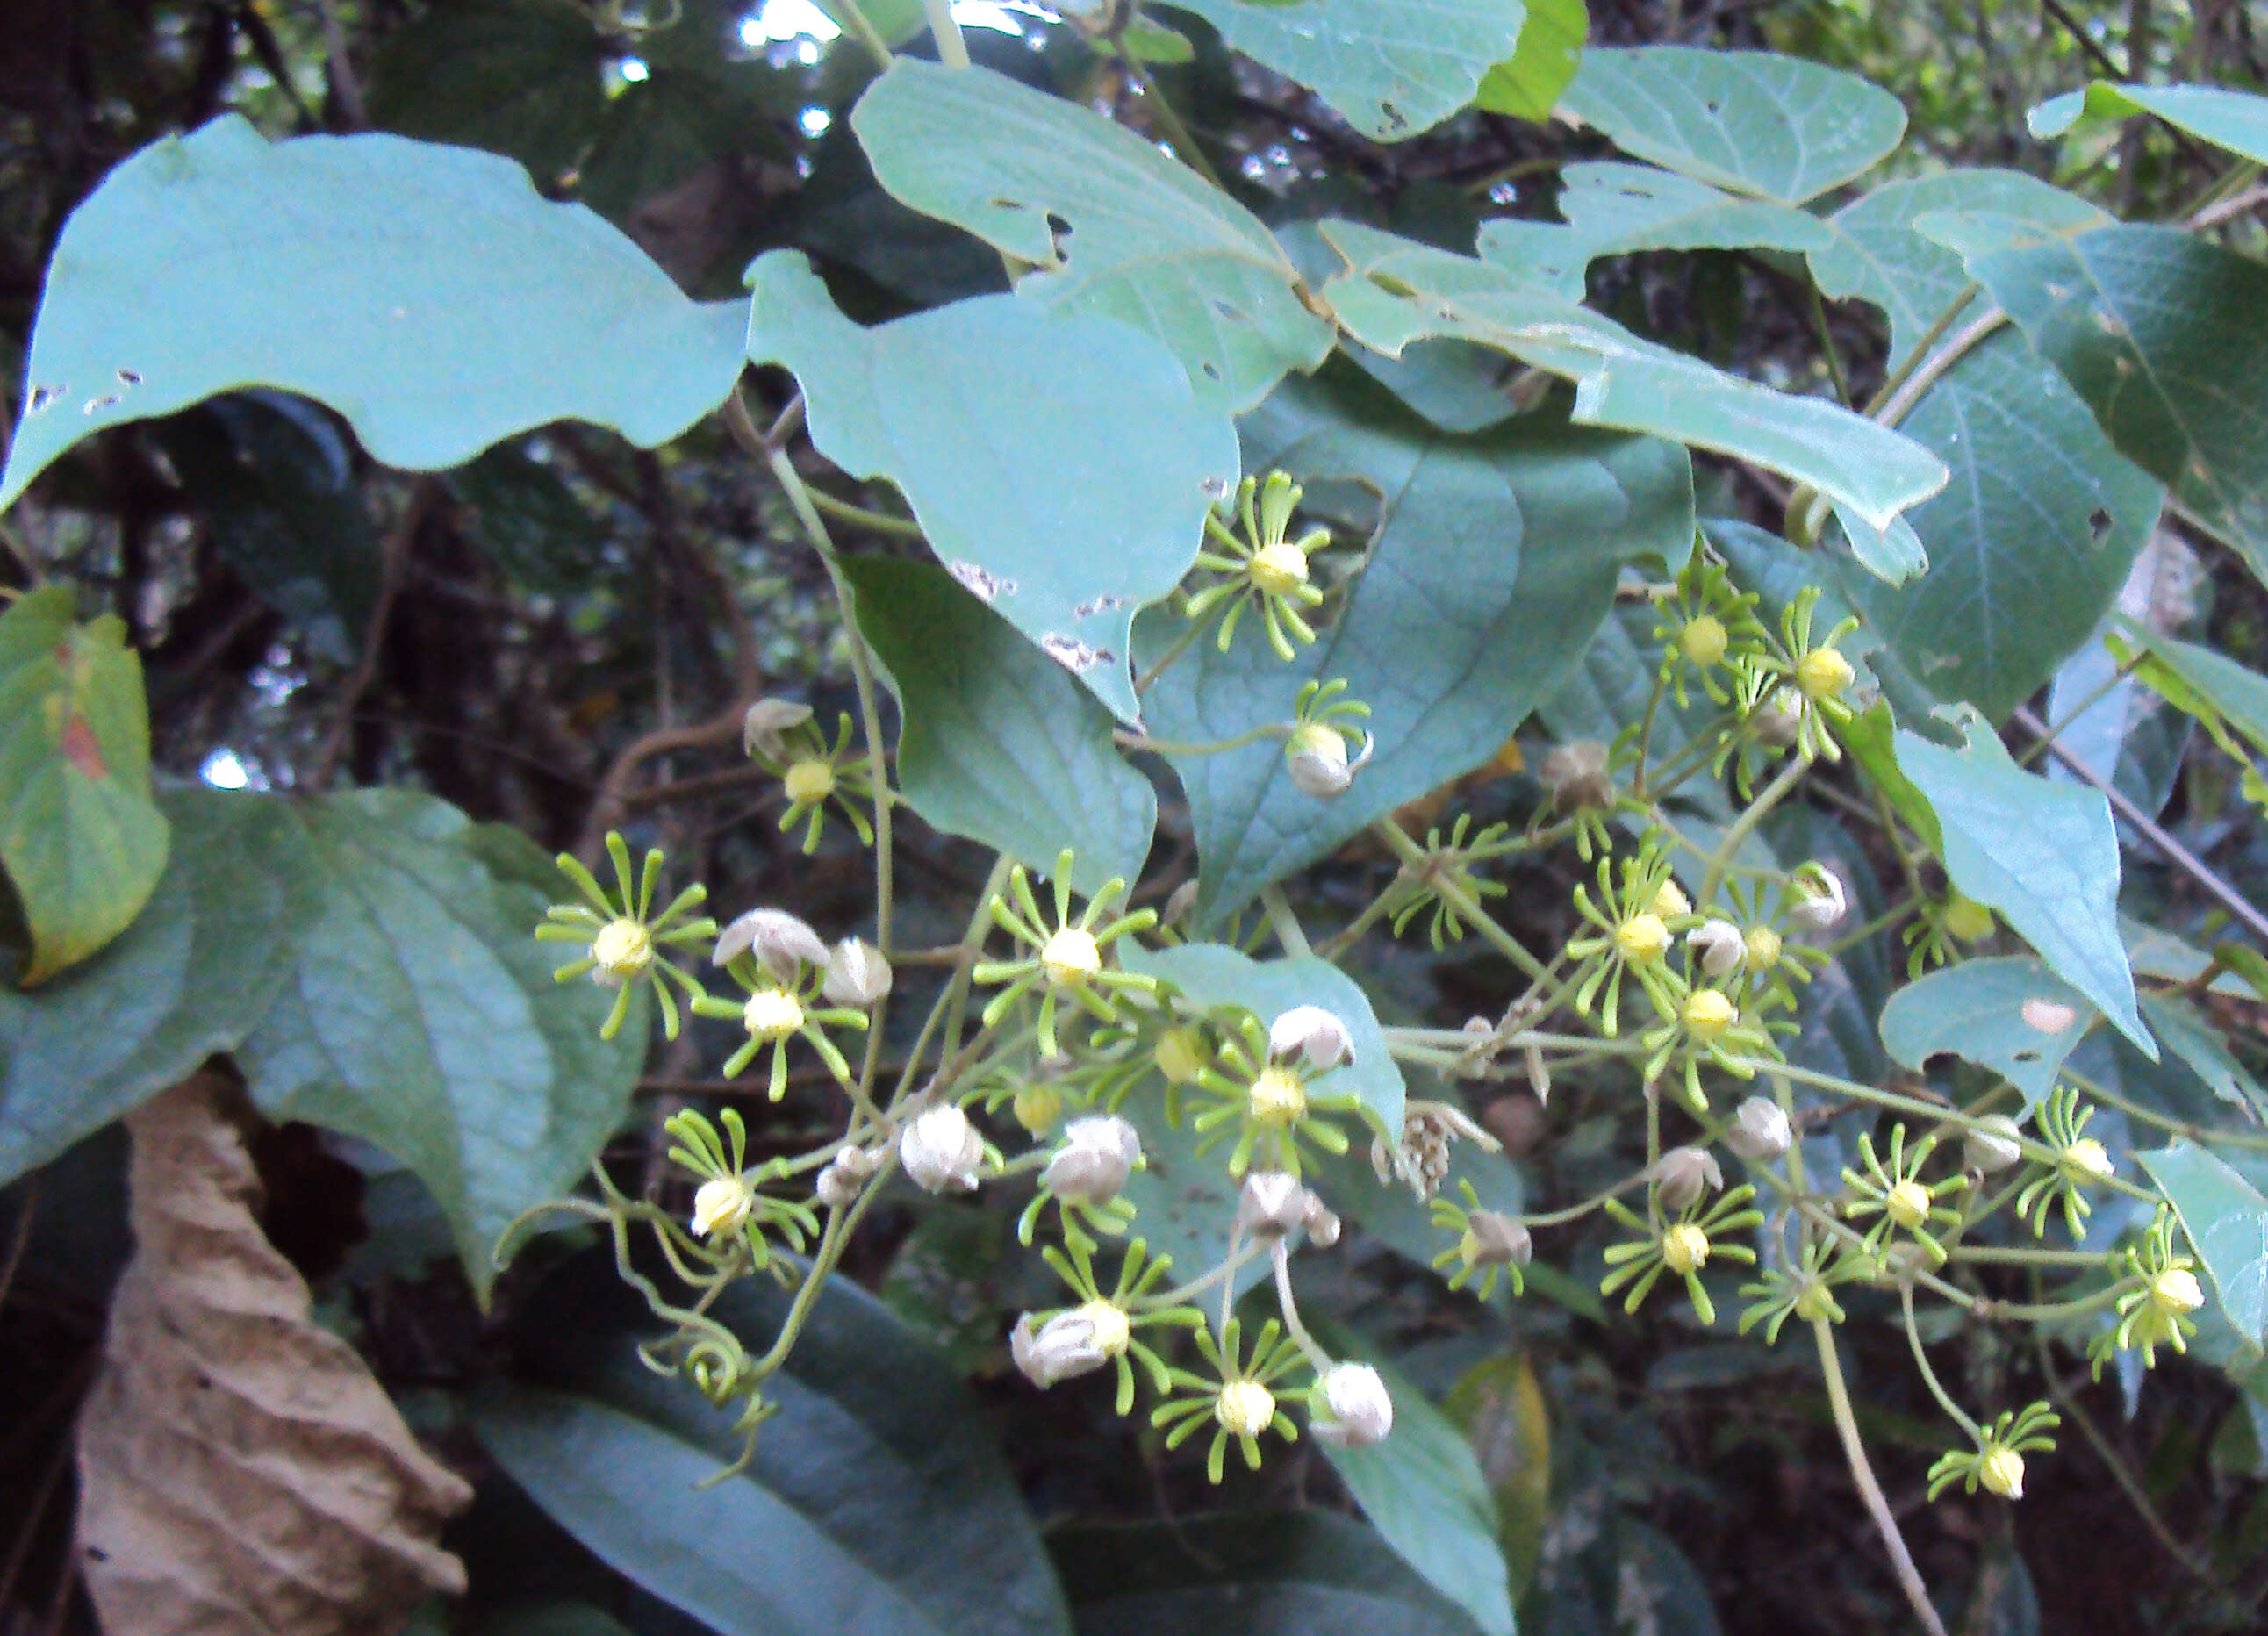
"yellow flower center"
1886,1179,1933,1231
1040,926,1102,986
783,757,836,805
1796,646,1855,700
1078,1300,1132,1355
2150,1267,2204,1315
591,917,654,981
1743,925,1783,969
1615,912,1671,964
1683,988,1737,1040
1216,1380,1277,1438
691,1174,756,1238
1679,614,1729,667
1662,1223,1711,1276
1653,880,1691,918
1247,1065,1309,1125
2062,1137,2114,1182
1012,1081,1064,1136
1979,1446,2026,1500
1285,721,1348,769
1248,540,1310,598
743,987,806,1041
1942,896,1995,943
1793,1279,1838,1322
1153,1025,1211,1085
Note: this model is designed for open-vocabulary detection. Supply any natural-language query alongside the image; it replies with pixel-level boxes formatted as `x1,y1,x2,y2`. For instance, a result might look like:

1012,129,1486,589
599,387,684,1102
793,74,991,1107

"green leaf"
1837,329,2161,720
234,790,643,1294
365,0,605,183
1124,940,1406,1136
1892,707,2153,1057
473,1252,1072,1636
447,443,609,597
1877,957,2098,1109
841,557,1155,898
1965,226,2268,588
1314,1335,1514,1636
2136,1142,2268,1346
743,250,1238,721
1807,168,2109,372
2113,619,2268,758
0,116,747,511
0,788,316,1188
2139,994,2268,1128
1555,47,1906,204
1442,1352,1551,1598
850,60,1333,413
1478,161,1833,301
1474,0,1586,122
1048,1511,1489,1635
1319,221,1946,535
2030,81,2268,166
1140,365,1690,923
0,585,169,981
1165,0,1527,141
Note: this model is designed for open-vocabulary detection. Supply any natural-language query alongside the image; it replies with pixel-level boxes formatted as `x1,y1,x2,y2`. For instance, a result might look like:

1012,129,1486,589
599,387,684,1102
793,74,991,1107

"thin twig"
1813,1319,1949,1636
2185,180,2268,229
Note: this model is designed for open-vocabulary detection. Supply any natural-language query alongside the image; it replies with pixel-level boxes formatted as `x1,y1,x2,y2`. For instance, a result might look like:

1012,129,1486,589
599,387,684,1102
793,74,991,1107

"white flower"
815,1144,878,1209
714,907,829,983
1787,865,1847,931
900,1104,986,1193
691,1173,757,1238
1687,918,1746,978
822,937,893,1008
1284,723,1373,799
1310,1362,1394,1448
1725,1095,1791,1162
1010,1308,1118,1388
1979,1446,2026,1500
1652,1146,1723,1212
743,697,814,761
1267,1005,1356,1071
1043,1116,1143,1207
1964,1114,2024,1173
1216,1380,1278,1438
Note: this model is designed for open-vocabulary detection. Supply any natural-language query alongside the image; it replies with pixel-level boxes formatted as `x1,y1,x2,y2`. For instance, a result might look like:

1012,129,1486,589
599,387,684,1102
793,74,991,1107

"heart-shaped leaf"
1877,956,2098,1109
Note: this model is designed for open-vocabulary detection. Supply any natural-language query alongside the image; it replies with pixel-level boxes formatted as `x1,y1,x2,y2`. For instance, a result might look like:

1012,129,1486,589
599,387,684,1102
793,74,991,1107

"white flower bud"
743,697,813,761
1540,740,1612,809
900,1103,985,1194
1043,1116,1143,1207
1964,1114,2024,1173
1303,1195,1343,1248
1754,687,1803,747
1267,1004,1356,1072
691,1173,757,1238
1284,722,1374,799
1460,1210,1532,1272
714,907,829,983
1787,865,1847,931
1687,918,1746,978
822,937,893,1008
1236,1171,1312,1239
815,1144,878,1209
1009,1309,1113,1388
1724,1095,1791,1162
1310,1362,1394,1449
1653,1145,1723,1212
1979,1446,2026,1500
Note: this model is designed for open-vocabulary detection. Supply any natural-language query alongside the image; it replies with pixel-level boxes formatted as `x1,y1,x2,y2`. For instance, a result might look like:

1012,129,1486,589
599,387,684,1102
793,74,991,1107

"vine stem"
1373,818,1551,982
922,0,970,68
829,0,897,70
1260,885,1313,958
1698,752,1807,907
1116,721,1290,757
1107,33,1224,188
1812,1317,1949,1636
1900,1282,1983,1443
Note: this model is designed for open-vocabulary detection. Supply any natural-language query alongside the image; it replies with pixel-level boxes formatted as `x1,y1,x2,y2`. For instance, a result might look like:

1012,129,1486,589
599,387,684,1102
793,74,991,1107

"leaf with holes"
850,60,1333,413
1556,47,1906,204
1479,161,1833,300
1877,957,2097,1109
233,790,644,1295
0,116,747,510
744,251,1238,721
1966,226,2268,589
0,586,169,982
1892,707,2153,1058
2136,1142,2268,1346
0,788,317,1188
1166,0,1527,142
2030,81,2268,166
841,557,1154,898
1140,364,1690,923
1475,0,1586,121
1320,221,1945,535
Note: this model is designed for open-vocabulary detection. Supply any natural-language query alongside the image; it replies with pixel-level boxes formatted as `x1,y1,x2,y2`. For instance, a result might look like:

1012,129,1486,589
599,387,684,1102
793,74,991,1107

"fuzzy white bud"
1268,1004,1356,1072
743,697,814,762
815,1144,878,1209
690,1173,757,1239
714,907,829,983
1687,918,1747,978
1653,1146,1724,1213
822,937,893,1008
1009,1310,1113,1388
1964,1114,2024,1173
1043,1116,1143,1207
1754,687,1804,748
1725,1095,1791,1162
1310,1362,1395,1449
1284,723,1374,799
900,1103,986,1194
1788,865,1848,931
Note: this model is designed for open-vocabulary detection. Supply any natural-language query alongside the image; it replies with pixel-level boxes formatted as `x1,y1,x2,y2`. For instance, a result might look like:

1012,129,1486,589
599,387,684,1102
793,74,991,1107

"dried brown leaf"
76,1076,473,1636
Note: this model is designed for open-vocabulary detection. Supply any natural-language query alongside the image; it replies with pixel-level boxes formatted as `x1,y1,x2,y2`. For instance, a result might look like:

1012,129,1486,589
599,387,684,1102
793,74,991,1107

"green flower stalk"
1185,471,1331,661
1381,814,1513,949
1600,1186,1763,1324
1150,1315,1309,1482
535,831,715,1039
1841,1125,1964,1268
973,849,1159,1056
